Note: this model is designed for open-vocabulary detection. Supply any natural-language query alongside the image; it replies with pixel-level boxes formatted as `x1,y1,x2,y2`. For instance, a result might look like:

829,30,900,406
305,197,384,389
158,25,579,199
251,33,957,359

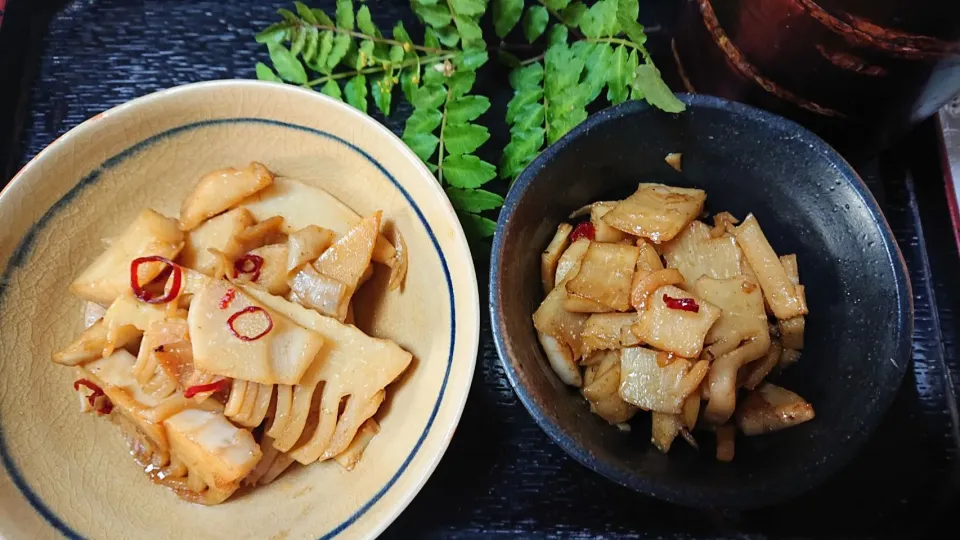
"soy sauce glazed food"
533,182,813,462
52,162,413,504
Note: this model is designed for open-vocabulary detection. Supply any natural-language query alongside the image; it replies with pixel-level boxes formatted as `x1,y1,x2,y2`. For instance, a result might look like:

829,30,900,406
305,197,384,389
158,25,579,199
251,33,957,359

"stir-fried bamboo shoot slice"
777,254,806,349
582,353,637,424
533,284,589,360
740,339,782,390
179,162,274,231
163,408,262,502
245,434,295,486
238,244,290,296
286,225,336,274
289,264,349,319
179,208,256,275
240,285,412,463
81,349,169,452
733,215,807,320
619,347,708,414
554,238,591,285
580,313,640,355
312,211,381,321
736,383,815,435
70,209,184,305
334,418,380,471
661,220,745,288
636,239,664,272
588,202,628,243
693,275,767,349
601,183,706,243
542,223,573,294
565,242,640,312
188,280,325,385
538,333,582,387
651,412,683,453
630,268,684,310
52,319,139,366
239,178,397,265
703,333,772,425
633,285,720,359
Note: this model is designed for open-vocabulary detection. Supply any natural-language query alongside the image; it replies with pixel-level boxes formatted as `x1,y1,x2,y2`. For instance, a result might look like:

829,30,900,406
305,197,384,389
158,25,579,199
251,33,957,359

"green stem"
297,22,447,54
437,86,453,183
520,53,545,66
543,93,550,144
305,53,456,87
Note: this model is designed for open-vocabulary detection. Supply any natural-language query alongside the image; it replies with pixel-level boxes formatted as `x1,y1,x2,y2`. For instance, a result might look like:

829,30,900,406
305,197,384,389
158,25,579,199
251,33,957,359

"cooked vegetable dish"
534,182,813,461
53,162,412,504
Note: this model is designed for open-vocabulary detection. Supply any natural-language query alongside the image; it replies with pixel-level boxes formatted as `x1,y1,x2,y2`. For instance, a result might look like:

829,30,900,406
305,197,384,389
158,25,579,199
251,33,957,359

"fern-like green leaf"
357,5,378,35
414,84,447,109
295,1,318,23
443,123,490,155
560,1,587,26
446,96,490,124
403,132,440,161
311,8,335,26
493,0,524,38
336,0,355,29
345,74,368,112
372,73,394,115
450,0,486,17
404,109,444,136
326,34,351,70
523,6,549,43
443,155,497,188
447,71,477,98
255,62,283,82
606,44,630,104
446,187,505,213
268,43,308,84
320,79,343,100
455,17,485,50
413,1,453,28
632,64,686,113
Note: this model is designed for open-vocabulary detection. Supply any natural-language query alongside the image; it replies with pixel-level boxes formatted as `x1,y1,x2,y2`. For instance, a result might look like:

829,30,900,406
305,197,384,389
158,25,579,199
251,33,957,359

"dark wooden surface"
0,1,958,538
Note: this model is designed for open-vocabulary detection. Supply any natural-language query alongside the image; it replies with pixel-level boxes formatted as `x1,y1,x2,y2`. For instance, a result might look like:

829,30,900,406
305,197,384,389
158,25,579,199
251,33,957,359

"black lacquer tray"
0,1,957,538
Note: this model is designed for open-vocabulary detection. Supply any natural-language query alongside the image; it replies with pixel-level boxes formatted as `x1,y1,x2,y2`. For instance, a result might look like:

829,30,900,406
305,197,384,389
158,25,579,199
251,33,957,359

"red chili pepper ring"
130,256,182,304
227,306,274,341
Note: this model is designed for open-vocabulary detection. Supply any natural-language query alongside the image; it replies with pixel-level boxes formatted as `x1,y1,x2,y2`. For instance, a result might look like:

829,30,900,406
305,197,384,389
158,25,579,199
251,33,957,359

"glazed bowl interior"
490,95,912,508
0,80,479,539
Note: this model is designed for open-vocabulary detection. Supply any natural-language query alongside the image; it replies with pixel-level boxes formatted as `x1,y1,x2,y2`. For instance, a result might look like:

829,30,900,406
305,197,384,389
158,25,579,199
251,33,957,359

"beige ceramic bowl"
0,80,479,539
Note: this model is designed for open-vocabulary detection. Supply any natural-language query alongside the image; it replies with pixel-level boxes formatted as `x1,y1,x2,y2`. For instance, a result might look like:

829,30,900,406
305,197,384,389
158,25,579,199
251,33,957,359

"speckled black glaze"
490,94,913,509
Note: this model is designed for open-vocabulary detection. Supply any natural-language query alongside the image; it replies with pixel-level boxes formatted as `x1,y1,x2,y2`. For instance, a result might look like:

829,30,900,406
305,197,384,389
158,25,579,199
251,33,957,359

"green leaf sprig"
254,0,684,254
256,0,501,245
495,0,686,182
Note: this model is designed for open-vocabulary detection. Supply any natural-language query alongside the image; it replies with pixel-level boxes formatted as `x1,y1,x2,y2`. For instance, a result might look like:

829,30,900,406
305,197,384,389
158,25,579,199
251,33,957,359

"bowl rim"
489,93,913,508
1,79,480,538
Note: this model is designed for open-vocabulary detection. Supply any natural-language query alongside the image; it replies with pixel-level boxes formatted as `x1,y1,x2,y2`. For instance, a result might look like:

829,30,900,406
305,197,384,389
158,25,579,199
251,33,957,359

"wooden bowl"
0,80,479,539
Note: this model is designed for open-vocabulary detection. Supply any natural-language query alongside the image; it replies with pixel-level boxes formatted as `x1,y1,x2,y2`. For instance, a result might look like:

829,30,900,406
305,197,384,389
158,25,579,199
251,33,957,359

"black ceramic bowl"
490,94,913,509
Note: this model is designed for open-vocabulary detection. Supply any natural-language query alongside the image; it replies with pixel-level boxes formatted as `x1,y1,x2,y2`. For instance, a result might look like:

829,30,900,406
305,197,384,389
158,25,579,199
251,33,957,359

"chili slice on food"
569,221,596,242
233,254,264,282
227,306,274,341
130,256,182,304
663,294,700,313
184,379,231,398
